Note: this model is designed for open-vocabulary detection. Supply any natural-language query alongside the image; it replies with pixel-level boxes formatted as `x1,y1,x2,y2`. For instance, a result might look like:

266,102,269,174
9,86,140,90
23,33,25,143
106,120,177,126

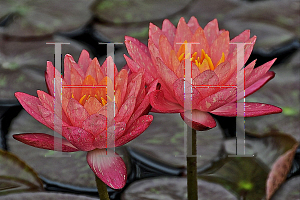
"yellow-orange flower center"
177,42,225,73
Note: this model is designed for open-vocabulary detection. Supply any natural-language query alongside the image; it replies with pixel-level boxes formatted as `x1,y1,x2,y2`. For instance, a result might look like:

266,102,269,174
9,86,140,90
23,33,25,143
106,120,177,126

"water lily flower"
125,17,282,130
13,50,156,189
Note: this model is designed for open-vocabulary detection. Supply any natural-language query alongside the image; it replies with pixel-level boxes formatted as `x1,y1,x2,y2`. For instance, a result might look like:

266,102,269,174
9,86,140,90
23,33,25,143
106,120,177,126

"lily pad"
0,0,94,38
1,192,98,200
223,0,299,50
271,176,300,200
126,113,224,168
121,177,237,200
0,35,91,100
92,0,191,24
0,149,43,195
202,132,298,200
8,110,131,189
241,51,300,141
199,157,269,200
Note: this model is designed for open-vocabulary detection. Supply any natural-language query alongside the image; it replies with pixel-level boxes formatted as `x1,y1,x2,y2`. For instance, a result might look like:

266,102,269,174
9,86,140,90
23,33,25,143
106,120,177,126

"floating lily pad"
0,0,94,38
126,113,224,168
1,192,98,200
0,149,43,195
223,0,299,50
92,0,191,24
271,176,300,200
8,110,131,189
0,35,91,100
241,51,300,141
121,177,237,200
94,0,242,44
202,132,298,200
200,157,269,200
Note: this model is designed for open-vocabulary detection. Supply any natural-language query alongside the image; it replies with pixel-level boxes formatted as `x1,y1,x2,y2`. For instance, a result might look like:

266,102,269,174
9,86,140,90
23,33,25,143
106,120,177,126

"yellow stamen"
185,53,191,60
79,94,87,105
204,53,214,70
107,95,113,102
72,94,74,99
178,53,185,62
101,97,107,106
216,52,225,67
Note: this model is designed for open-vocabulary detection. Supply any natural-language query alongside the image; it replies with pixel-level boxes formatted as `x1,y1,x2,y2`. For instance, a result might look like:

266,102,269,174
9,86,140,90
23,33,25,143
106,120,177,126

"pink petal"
124,72,143,100
15,92,48,127
116,115,153,146
125,40,157,83
64,54,84,84
190,27,210,58
115,69,128,105
236,71,275,101
173,78,202,108
210,31,229,67
86,149,127,189
196,87,237,111
85,57,105,84
162,19,176,45
70,66,84,101
204,19,219,46
174,17,193,52
210,102,282,117
193,70,219,98
155,57,178,92
82,114,107,137
45,61,62,96
187,16,201,34
150,90,184,113
149,23,163,47
127,79,158,127
159,34,173,70
229,30,250,53
13,133,79,152
101,56,118,79
78,49,92,74
115,97,136,124
125,36,151,57
246,59,276,87
66,98,89,127
93,122,126,149
180,110,216,131
63,126,95,151
213,61,232,85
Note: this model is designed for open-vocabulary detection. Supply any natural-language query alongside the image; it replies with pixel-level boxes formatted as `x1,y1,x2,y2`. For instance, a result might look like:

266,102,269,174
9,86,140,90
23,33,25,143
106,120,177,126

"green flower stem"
95,175,110,200
187,127,198,200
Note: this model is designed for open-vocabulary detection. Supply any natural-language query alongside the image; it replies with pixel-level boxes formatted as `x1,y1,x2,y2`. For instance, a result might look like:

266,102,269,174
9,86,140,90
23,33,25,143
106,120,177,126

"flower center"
177,42,225,72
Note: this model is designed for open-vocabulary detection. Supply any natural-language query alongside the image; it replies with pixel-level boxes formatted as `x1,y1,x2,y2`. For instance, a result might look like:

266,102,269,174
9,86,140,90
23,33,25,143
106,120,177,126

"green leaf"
0,149,43,195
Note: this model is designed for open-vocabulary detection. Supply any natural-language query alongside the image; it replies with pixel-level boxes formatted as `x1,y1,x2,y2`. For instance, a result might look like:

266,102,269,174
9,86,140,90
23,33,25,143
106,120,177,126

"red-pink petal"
116,115,153,146
187,16,201,34
45,61,62,96
150,90,184,113
13,133,79,152
180,110,216,131
236,71,275,101
193,70,219,98
210,31,229,66
66,98,89,127
125,36,151,57
64,54,84,84
85,57,105,84
174,17,193,52
115,97,136,124
82,114,107,137
101,56,118,79
162,19,176,45
125,39,157,83
246,59,276,87
229,30,250,53
15,92,48,126
86,149,127,189
149,23,163,47
78,49,92,74
210,102,282,117
159,34,173,70
155,57,178,92
191,27,210,58
63,126,95,151
204,19,219,46
213,61,232,85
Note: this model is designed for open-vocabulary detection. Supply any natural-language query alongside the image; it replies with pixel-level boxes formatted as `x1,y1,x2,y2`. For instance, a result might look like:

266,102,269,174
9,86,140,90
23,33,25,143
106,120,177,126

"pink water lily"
125,17,282,130
13,50,156,189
